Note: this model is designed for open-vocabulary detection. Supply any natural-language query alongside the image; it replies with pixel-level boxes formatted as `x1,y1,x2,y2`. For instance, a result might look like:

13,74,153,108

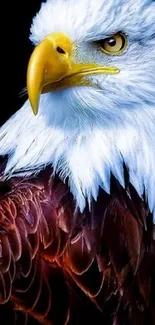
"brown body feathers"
0,165,154,325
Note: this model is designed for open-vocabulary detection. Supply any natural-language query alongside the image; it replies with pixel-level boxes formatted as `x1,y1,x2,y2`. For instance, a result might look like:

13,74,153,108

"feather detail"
0,167,154,324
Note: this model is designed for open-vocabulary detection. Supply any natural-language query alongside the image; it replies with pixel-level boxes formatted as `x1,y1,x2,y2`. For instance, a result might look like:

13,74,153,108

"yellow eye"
98,32,127,55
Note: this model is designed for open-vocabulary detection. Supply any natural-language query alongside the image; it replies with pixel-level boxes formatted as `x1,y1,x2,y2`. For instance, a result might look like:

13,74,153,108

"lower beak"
27,32,119,115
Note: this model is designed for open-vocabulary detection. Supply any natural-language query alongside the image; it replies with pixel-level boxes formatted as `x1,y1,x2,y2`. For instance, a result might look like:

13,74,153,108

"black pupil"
56,46,66,54
107,37,116,47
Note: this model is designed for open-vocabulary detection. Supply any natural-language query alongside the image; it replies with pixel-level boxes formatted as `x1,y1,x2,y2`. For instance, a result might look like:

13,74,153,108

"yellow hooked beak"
27,32,119,115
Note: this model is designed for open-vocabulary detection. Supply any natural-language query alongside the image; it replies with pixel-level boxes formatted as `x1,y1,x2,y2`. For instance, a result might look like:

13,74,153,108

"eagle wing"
0,163,154,325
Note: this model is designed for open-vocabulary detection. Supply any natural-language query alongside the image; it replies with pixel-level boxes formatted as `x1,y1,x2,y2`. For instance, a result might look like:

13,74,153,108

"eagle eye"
98,32,127,55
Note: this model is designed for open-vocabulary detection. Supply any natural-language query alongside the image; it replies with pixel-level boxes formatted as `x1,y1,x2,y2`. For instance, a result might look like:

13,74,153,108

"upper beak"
27,32,119,115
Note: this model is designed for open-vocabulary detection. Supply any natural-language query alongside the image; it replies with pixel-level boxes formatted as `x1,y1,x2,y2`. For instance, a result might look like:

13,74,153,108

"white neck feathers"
0,93,154,223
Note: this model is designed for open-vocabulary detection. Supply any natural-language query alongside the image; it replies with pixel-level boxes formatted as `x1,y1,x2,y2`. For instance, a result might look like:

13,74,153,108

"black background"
1,0,42,126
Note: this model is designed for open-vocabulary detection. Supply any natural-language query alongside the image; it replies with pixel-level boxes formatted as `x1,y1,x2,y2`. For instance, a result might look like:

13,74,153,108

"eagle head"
29,0,155,117
0,0,155,217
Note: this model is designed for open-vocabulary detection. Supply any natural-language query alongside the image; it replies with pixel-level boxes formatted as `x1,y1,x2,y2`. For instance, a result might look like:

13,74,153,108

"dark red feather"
0,167,154,324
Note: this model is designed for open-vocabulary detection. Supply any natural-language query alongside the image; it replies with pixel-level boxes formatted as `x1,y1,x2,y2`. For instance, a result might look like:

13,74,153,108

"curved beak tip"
27,33,72,115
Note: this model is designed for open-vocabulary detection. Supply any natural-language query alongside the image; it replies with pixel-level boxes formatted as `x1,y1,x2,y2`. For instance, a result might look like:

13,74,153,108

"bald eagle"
0,0,155,324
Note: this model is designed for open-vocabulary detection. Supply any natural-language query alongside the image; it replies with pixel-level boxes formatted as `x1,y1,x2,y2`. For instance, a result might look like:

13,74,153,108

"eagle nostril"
56,46,66,54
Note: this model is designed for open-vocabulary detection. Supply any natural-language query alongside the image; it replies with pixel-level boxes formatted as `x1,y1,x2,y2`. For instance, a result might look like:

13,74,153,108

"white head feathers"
0,0,155,221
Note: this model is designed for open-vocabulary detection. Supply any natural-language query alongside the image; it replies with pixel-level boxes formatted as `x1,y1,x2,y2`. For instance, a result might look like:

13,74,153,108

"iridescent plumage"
0,0,155,324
